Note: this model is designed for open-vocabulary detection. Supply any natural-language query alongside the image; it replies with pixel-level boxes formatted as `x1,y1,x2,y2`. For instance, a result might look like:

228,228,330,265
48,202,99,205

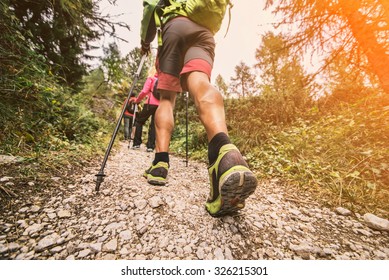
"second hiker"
132,69,159,152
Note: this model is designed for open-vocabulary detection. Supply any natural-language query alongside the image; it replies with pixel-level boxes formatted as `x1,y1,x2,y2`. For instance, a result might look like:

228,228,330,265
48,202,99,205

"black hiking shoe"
144,161,169,186
205,144,258,217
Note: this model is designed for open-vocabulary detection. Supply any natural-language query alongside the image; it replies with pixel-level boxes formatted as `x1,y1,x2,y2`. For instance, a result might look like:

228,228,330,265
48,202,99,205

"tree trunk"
341,1,389,94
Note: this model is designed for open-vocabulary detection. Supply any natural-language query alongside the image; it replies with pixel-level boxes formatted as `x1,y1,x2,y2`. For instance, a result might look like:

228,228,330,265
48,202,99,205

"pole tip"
95,173,106,192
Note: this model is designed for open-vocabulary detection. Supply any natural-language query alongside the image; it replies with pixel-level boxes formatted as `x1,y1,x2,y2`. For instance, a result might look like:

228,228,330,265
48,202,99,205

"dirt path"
0,142,388,260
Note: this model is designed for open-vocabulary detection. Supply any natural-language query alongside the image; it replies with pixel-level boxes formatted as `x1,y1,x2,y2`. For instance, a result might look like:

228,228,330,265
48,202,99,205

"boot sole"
208,170,257,217
147,176,167,186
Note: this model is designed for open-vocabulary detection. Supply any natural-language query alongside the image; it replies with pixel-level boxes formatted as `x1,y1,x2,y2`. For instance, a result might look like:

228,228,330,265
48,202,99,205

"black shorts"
156,17,215,92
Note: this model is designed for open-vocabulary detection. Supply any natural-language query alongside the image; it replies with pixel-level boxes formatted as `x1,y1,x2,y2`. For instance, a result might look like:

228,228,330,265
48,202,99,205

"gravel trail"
1,142,388,260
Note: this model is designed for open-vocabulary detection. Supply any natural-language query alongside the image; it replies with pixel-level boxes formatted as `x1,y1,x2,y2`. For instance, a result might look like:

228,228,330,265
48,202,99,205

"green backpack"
141,0,232,46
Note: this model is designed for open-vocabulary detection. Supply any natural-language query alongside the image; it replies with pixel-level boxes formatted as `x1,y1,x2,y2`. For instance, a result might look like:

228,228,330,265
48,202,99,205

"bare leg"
186,71,228,142
154,90,177,153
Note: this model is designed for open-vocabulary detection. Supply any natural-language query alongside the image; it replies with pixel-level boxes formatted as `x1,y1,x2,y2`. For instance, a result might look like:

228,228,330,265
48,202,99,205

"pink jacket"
135,74,159,106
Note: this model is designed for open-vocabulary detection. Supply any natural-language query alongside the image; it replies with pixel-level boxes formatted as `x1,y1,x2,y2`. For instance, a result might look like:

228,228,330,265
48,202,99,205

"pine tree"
7,0,128,90
230,62,258,98
265,0,389,94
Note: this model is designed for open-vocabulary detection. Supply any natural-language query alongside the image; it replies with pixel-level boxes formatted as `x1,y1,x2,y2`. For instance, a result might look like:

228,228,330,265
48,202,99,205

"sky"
93,0,278,82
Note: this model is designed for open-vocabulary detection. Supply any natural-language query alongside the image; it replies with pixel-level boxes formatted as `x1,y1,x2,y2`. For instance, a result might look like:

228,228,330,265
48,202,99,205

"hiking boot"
144,161,169,186
205,144,258,217
146,148,154,152
132,145,140,150
143,165,151,178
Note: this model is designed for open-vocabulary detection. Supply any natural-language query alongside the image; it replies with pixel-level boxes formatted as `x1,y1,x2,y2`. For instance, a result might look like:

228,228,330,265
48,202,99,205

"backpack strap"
223,1,233,38
162,0,187,17
155,0,188,47
154,10,163,46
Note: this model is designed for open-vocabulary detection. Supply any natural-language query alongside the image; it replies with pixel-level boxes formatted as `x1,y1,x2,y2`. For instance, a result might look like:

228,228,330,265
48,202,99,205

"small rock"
323,248,334,256
23,223,44,236
78,249,91,258
0,156,23,164
148,196,164,208
103,239,118,252
270,212,278,220
35,233,60,252
119,230,132,241
253,222,263,229
50,246,64,254
336,207,352,216
354,228,372,237
196,248,205,260
134,199,147,210
104,222,124,232
183,245,192,254
214,247,224,260
373,250,386,260
19,207,29,213
51,177,61,182
266,195,278,204
225,247,233,260
16,220,28,229
284,226,293,232
0,176,13,182
290,242,313,259
57,210,71,218
3,243,21,253
289,209,301,216
90,243,102,253
167,245,174,252
158,236,169,248
30,205,41,213
363,213,389,232
47,213,57,219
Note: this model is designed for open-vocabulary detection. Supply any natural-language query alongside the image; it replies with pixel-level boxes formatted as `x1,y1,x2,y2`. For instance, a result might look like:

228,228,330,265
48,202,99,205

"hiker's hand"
141,42,151,56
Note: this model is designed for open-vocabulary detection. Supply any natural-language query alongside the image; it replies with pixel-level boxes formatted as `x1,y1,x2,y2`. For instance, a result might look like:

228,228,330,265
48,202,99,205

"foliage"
0,0,117,173
79,68,117,122
120,47,153,95
229,61,258,98
255,32,314,121
265,0,389,94
6,0,129,90
245,95,388,215
322,51,381,105
101,43,126,87
215,74,229,98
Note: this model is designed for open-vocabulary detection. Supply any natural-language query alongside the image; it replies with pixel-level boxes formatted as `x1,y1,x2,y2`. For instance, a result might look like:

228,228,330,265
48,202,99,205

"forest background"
0,0,388,218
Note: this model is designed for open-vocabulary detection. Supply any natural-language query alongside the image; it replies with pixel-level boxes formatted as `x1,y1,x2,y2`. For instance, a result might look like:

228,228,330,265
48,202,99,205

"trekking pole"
128,104,138,149
185,91,189,167
95,55,147,192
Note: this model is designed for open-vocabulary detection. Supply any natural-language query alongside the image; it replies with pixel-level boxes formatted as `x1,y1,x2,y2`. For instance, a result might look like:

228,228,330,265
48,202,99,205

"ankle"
208,132,231,164
153,152,169,166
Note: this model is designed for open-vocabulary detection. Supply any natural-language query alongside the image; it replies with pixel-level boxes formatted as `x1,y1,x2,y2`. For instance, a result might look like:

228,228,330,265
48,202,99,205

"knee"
197,85,223,106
